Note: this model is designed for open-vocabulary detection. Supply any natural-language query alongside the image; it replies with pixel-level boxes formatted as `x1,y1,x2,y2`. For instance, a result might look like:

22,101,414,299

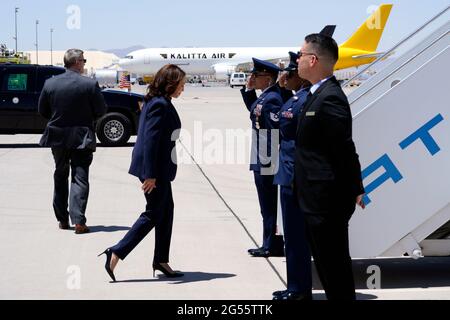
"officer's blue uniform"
273,52,312,295
241,58,283,254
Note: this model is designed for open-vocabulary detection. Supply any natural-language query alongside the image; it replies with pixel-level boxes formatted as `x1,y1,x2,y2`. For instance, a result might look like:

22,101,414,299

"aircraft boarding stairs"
344,5,450,258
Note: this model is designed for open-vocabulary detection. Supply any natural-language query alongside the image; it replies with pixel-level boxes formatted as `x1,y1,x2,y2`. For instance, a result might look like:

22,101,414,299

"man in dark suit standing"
294,34,365,300
38,49,106,234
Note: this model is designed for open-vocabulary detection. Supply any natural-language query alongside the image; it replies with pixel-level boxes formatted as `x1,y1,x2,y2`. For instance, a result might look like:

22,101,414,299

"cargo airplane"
119,4,393,80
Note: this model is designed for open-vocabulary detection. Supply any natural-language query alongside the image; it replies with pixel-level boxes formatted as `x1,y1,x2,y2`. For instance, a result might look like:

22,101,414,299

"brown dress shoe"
59,221,69,230
75,224,90,234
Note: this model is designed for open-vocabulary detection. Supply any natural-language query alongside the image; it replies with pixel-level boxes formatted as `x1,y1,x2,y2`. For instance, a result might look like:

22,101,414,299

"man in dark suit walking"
38,48,107,234
294,34,365,300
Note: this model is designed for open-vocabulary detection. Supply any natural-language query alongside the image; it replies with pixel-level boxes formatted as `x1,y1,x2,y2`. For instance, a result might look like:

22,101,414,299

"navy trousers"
280,185,312,294
305,211,356,300
51,147,93,225
111,181,174,264
253,171,278,251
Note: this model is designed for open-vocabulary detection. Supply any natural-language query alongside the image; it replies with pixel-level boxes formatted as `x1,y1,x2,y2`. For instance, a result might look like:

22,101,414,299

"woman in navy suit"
100,65,186,281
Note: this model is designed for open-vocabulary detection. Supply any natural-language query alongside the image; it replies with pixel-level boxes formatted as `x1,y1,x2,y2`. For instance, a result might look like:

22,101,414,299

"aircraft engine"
211,64,236,81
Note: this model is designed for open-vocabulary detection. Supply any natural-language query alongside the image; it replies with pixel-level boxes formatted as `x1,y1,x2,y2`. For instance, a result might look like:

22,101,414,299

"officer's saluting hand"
246,73,256,90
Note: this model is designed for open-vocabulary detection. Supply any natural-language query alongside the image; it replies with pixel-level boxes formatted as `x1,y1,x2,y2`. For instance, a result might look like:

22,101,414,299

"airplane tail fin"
320,25,336,37
340,4,393,52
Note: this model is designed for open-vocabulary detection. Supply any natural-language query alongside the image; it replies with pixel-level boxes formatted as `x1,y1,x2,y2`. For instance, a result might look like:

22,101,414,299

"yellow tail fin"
340,4,393,52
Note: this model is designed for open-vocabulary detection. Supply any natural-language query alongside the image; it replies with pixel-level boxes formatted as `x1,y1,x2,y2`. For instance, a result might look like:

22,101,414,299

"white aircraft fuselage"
118,5,393,80
119,47,296,79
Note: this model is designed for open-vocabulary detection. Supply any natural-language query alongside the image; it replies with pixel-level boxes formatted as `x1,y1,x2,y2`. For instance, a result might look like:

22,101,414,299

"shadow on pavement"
0,143,42,148
86,225,131,233
311,257,450,293
0,143,135,148
352,257,450,289
114,271,236,284
312,292,378,300
97,142,135,148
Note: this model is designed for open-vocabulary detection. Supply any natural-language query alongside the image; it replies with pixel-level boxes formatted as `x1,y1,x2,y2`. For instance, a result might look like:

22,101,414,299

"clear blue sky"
1,0,448,54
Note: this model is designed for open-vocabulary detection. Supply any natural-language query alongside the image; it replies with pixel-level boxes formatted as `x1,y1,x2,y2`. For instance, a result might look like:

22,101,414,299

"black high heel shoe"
152,263,184,278
98,248,116,282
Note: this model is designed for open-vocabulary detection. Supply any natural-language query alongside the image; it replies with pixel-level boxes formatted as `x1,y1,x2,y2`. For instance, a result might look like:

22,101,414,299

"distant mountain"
103,45,146,58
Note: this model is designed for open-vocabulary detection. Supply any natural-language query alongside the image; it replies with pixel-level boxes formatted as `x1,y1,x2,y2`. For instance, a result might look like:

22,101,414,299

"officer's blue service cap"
251,58,281,74
283,51,299,71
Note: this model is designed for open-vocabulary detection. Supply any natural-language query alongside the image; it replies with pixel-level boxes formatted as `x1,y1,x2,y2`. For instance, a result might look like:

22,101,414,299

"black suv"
0,64,143,146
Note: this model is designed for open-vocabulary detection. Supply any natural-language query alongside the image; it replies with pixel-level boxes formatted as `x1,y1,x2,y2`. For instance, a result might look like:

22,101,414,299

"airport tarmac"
1,85,449,300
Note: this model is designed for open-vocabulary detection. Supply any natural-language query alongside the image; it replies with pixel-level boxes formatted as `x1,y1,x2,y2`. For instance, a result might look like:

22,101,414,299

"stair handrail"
342,5,450,88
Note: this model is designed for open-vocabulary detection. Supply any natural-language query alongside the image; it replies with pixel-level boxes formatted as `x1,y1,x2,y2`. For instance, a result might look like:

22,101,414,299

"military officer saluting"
272,52,313,300
241,58,284,257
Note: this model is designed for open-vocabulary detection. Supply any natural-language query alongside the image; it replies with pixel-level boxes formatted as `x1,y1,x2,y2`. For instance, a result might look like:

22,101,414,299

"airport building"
25,50,119,76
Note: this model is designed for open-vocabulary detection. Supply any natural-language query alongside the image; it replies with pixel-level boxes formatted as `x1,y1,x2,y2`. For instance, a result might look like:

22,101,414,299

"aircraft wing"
248,51,385,71
352,50,395,60
352,52,385,59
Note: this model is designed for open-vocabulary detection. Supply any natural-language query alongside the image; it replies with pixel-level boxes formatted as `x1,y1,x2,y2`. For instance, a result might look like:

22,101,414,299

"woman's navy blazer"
129,96,181,181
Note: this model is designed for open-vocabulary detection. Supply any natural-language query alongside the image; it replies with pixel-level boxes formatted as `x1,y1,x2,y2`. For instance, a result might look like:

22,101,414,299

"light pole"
14,7,19,53
50,28,53,65
35,20,39,64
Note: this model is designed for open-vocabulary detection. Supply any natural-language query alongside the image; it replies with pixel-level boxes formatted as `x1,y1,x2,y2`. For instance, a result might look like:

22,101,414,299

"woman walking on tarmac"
99,64,186,281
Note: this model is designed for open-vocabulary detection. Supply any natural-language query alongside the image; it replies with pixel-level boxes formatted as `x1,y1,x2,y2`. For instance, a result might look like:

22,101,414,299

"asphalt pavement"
1,84,449,300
